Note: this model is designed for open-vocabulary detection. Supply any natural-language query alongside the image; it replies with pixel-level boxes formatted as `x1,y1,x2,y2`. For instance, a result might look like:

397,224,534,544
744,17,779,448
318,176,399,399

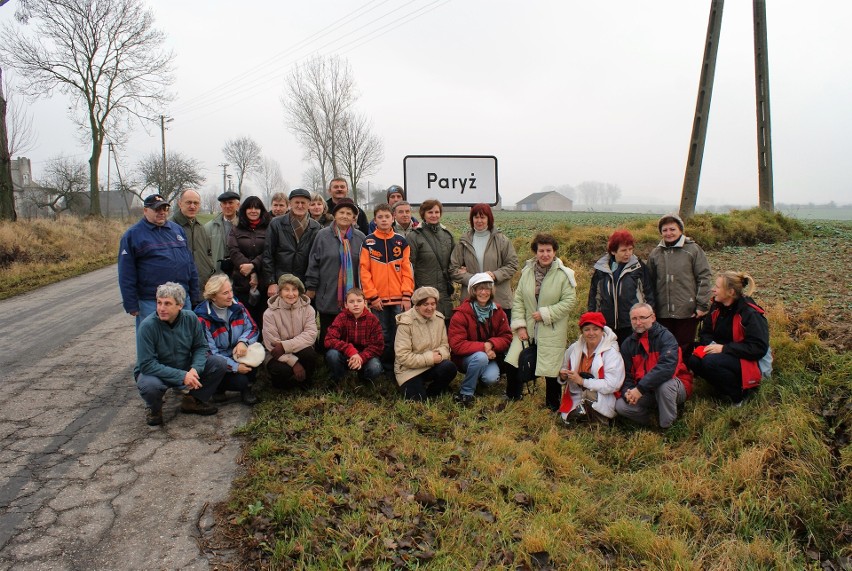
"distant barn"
515,191,573,212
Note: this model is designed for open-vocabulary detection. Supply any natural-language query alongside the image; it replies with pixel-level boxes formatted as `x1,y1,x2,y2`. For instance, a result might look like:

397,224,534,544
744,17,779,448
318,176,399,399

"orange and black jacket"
359,228,414,306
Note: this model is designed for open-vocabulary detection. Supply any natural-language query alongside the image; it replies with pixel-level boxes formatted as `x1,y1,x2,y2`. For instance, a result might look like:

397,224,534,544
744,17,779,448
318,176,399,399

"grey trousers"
615,377,687,429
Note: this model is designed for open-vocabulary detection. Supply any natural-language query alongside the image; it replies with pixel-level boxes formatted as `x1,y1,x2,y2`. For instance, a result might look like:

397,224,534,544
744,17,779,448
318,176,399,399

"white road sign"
403,155,498,206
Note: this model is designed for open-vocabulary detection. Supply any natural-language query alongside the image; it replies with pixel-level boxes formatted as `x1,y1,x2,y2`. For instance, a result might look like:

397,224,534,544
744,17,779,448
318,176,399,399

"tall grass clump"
0,217,127,299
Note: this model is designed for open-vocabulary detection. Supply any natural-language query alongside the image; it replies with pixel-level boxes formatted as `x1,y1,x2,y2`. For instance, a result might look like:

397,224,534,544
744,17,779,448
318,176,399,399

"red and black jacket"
621,321,693,397
698,296,769,389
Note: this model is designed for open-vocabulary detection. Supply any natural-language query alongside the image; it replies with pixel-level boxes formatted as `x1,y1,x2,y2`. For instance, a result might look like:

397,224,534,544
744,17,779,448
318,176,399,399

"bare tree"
0,0,175,216
603,183,622,206
578,181,603,207
222,136,262,197
253,156,288,205
3,72,37,157
301,165,326,195
339,112,383,203
0,67,16,221
133,151,204,205
282,55,355,188
33,155,88,219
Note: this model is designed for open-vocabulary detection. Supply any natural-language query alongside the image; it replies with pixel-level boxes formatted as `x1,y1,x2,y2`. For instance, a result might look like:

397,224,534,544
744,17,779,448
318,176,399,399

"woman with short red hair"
588,229,654,342
449,203,519,322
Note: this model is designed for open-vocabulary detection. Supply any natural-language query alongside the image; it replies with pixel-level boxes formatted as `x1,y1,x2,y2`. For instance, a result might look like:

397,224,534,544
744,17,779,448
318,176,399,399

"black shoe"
562,403,589,425
241,387,259,406
180,395,218,416
453,393,475,407
212,392,230,403
146,408,163,426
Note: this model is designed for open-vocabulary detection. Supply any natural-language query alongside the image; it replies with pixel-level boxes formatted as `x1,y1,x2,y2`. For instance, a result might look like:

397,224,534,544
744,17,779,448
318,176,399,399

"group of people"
119,185,770,430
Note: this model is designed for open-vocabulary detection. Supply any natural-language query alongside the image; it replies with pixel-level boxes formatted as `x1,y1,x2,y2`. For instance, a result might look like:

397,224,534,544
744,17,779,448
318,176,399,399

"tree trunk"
88,135,103,217
0,67,18,221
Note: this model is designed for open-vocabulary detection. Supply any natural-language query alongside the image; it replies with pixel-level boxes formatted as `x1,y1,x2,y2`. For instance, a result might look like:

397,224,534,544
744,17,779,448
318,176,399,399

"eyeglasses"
630,314,653,322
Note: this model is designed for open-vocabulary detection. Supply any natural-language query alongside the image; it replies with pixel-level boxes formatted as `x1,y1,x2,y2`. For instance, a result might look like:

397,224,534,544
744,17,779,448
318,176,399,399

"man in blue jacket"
135,283,226,426
118,194,200,329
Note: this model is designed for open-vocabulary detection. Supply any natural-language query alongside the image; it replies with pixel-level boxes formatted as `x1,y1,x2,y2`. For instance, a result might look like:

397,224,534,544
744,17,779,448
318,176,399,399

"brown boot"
180,395,218,416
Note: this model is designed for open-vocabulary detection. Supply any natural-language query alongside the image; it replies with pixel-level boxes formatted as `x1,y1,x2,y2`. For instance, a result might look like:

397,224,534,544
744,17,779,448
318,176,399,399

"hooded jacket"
262,293,317,366
557,326,625,418
504,257,577,377
393,306,450,386
647,235,712,319
588,253,654,331
449,228,519,310
194,299,259,373
620,321,693,397
448,298,512,368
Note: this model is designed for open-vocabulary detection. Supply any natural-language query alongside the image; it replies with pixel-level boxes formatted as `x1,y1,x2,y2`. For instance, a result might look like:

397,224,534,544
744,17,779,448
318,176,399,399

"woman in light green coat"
504,233,576,410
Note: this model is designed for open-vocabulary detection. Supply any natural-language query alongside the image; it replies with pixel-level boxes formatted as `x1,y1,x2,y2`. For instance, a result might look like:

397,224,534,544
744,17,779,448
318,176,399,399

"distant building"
515,191,573,212
11,157,55,218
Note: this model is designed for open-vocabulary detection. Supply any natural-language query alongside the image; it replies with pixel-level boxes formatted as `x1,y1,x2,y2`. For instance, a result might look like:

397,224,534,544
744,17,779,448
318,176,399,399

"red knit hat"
578,312,606,329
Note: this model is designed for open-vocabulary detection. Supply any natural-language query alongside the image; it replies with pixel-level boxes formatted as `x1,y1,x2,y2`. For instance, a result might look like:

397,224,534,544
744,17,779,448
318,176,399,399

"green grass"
219,210,850,569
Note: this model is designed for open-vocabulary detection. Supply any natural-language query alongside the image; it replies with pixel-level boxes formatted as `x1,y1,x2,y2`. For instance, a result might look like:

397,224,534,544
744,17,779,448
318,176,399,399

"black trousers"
399,361,457,401
689,352,745,403
267,347,319,389
504,362,560,410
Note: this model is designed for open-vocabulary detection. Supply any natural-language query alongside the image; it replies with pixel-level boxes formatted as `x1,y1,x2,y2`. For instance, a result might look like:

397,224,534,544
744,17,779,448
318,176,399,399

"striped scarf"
334,223,355,309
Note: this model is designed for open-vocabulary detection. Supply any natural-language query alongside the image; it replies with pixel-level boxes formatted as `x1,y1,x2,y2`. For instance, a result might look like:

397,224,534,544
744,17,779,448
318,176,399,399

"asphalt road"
0,265,251,570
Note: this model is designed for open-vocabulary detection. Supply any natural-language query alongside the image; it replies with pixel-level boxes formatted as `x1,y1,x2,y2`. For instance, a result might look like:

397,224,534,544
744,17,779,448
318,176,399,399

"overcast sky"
3,0,851,207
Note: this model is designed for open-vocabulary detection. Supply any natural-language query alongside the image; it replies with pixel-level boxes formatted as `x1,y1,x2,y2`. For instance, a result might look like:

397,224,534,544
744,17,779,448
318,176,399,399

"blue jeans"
373,305,402,372
134,299,157,330
459,352,501,396
136,354,227,412
325,349,383,382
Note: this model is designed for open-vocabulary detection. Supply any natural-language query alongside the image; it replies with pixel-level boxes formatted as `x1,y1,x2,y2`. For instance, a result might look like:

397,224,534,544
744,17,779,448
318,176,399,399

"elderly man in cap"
172,189,215,288
135,282,227,426
263,188,320,297
325,177,370,235
118,194,200,328
204,190,240,273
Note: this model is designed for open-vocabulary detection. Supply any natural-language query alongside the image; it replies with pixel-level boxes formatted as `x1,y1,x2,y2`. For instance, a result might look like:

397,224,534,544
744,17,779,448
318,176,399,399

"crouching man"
135,282,227,426
615,303,693,430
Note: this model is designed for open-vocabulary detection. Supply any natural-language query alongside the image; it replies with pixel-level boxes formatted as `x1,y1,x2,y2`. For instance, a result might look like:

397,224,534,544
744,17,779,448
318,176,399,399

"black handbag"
517,339,538,393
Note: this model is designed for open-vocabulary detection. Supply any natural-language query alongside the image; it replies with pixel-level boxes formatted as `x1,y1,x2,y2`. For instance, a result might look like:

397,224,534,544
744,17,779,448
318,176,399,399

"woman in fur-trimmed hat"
394,286,458,401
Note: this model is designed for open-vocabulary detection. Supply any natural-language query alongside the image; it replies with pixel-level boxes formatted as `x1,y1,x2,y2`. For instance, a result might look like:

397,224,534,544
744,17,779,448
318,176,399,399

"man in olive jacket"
171,189,215,288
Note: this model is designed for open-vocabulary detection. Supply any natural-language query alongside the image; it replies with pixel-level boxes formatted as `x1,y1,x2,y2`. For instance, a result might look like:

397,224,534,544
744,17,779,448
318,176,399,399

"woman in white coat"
558,312,625,425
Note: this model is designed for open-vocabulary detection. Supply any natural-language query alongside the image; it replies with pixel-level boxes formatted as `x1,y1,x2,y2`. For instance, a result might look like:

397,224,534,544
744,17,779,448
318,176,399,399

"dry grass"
0,218,127,299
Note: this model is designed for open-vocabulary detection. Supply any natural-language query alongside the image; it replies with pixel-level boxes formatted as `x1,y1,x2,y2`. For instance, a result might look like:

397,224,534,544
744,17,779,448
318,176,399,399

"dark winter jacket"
588,253,654,331
262,214,320,284
227,223,269,301
448,298,512,369
118,218,200,314
620,321,693,397
324,308,384,361
696,296,769,389
135,309,208,383
408,223,456,317
172,209,215,287
304,224,366,314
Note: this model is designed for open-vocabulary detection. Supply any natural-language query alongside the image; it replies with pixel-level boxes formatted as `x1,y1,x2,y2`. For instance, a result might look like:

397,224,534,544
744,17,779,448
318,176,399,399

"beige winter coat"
393,307,451,385
262,293,317,366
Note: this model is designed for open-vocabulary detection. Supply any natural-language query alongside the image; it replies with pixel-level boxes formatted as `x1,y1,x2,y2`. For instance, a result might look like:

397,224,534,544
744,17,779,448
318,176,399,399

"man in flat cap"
204,191,240,273
263,188,320,298
118,194,200,329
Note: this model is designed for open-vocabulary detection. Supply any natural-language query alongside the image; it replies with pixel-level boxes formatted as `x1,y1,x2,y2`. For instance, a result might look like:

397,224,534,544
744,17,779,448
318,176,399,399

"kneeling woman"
448,273,512,406
689,271,769,405
394,287,458,401
558,312,625,425
194,274,260,405
262,274,319,389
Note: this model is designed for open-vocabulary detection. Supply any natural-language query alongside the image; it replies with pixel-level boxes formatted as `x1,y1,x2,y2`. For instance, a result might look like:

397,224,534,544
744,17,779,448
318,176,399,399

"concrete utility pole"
218,163,229,193
679,0,724,220
159,115,173,194
753,0,774,211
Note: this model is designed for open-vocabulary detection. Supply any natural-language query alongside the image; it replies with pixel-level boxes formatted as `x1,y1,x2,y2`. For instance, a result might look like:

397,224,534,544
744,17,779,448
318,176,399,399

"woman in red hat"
557,312,625,425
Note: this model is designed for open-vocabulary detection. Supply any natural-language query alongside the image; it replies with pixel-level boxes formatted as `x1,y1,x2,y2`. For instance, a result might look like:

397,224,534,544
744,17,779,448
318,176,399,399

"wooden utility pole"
0,67,17,221
679,0,724,220
159,115,172,194
753,0,774,211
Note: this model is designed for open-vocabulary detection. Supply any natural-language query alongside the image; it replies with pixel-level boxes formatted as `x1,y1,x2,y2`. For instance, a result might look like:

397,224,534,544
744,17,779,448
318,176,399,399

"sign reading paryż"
403,155,498,206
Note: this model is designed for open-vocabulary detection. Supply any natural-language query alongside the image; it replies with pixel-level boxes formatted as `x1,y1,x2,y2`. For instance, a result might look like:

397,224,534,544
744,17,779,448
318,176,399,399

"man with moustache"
204,190,240,273
171,189,215,288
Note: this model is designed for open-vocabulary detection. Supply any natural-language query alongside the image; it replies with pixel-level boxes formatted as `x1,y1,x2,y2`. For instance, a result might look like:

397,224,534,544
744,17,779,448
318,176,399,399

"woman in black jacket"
689,271,770,405
588,230,654,342
227,195,271,334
